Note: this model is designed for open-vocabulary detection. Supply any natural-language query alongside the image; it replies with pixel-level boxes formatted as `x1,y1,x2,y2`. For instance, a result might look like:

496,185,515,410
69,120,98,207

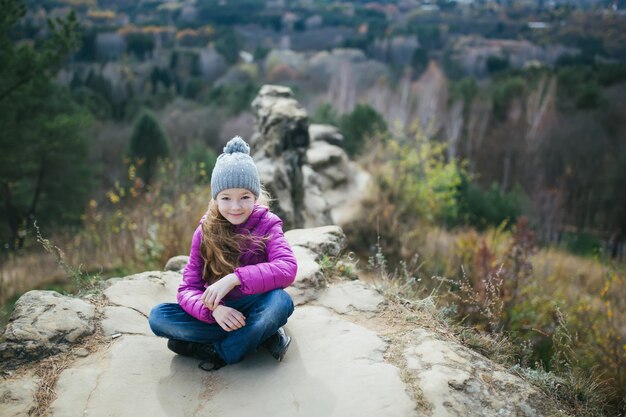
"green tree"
128,110,171,185
311,103,338,126
126,32,155,60
0,0,92,250
214,29,242,65
339,104,387,156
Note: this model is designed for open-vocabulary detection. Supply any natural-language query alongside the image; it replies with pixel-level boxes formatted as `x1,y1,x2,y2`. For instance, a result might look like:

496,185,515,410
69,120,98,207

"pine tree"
0,0,91,250
128,110,171,185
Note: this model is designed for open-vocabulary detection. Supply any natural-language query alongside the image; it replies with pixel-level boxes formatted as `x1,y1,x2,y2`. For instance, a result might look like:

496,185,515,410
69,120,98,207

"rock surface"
0,226,562,417
284,225,345,259
0,372,39,417
404,329,556,417
0,291,95,368
309,123,343,147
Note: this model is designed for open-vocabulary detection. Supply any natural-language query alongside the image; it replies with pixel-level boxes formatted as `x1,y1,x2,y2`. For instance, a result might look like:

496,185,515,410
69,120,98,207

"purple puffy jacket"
177,204,297,324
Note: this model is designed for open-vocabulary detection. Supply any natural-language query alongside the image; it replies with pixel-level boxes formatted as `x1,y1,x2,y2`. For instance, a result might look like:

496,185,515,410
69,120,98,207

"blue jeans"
149,289,294,364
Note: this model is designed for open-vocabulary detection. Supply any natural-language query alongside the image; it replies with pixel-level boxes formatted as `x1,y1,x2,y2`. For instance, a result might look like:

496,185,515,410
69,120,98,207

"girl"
149,136,297,371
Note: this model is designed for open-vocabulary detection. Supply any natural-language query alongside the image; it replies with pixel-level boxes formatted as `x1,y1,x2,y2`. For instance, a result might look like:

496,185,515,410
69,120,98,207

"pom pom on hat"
211,136,260,199
223,136,250,155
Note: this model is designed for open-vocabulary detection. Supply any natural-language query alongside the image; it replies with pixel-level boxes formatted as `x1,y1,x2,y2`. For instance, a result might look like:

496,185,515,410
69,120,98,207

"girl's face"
216,188,257,225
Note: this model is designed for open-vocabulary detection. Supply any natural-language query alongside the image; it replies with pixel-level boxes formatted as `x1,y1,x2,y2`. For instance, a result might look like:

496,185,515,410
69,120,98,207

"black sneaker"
167,339,226,371
261,327,291,361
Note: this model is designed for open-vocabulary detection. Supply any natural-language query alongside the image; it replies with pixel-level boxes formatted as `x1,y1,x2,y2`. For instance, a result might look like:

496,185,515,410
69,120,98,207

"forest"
1,0,626,414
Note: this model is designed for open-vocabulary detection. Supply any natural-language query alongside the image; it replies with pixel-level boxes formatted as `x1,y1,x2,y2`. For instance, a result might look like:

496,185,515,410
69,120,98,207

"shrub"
178,144,217,184
339,104,387,156
560,232,603,257
204,82,258,115
350,128,464,262
311,103,338,126
455,179,523,230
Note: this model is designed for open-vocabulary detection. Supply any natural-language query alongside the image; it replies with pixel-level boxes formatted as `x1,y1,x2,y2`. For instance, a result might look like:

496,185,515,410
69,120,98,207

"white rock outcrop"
0,226,562,417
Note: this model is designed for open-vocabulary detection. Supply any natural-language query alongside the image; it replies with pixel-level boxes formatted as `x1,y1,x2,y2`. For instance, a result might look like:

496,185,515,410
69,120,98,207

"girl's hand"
201,273,241,311
212,305,246,332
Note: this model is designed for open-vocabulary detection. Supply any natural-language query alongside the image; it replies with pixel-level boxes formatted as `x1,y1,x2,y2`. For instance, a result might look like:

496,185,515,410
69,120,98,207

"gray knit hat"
210,136,261,199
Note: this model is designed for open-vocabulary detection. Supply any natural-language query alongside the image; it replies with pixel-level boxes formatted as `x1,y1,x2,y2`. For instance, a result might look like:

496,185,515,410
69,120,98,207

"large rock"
285,225,346,260
251,85,312,229
306,141,346,173
0,291,95,368
250,85,371,229
284,225,346,305
284,246,322,306
164,256,189,272
0,224,569,417
309,123,343,147
49,307,417,417
404,328,560,417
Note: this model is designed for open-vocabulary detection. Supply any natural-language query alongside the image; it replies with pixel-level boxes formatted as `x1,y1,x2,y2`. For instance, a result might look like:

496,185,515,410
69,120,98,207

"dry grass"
0,168,211,307
354,223,624,415
0,251,65,306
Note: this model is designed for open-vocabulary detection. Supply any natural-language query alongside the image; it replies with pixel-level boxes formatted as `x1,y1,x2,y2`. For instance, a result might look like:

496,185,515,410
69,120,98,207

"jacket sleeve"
177,225,217,324
234,218,298,295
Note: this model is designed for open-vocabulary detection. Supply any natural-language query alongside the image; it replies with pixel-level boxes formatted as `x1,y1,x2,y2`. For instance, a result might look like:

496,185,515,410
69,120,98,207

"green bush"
311,103,338,126
204,82,258,115
178,144,217,185
455,179,523,230
339,104,387,156
560,232,603,256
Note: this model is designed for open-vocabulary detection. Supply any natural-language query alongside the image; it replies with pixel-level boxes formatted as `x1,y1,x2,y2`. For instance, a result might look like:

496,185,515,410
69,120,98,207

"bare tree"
525,76,557,146
413,61,448,139
327,61,356,114
466,97,491,175
446,99,464,160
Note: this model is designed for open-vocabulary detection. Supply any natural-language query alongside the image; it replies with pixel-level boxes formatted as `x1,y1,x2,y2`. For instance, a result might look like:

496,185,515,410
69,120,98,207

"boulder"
285,225,346,260
164,256,189,272
0,291,95,368
309,124,343,146
404,328,560,416
306,140,346,171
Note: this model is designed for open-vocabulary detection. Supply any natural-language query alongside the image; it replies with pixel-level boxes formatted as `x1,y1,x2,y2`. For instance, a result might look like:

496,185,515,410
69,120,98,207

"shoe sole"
274,335,291,362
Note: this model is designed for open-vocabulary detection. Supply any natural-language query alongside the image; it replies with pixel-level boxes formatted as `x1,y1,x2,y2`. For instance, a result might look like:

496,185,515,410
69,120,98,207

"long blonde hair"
199,188,271,284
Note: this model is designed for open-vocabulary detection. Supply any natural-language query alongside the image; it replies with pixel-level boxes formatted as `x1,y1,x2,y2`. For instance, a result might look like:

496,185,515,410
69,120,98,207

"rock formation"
250,84,370,229
250,84,311,229
1,226,564,417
